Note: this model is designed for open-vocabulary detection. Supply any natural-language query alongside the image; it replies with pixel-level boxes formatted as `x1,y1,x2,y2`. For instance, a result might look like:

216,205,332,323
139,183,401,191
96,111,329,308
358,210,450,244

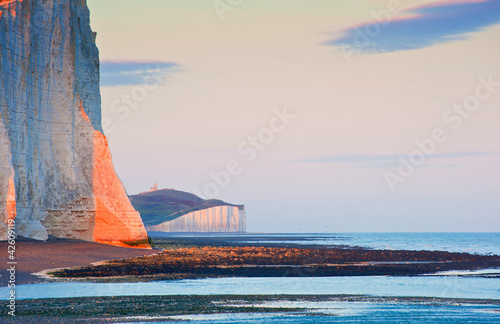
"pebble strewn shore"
2,295,499,323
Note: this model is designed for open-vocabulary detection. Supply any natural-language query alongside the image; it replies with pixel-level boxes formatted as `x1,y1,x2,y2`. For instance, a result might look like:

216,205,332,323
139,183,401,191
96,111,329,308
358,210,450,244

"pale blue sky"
87,0,500,232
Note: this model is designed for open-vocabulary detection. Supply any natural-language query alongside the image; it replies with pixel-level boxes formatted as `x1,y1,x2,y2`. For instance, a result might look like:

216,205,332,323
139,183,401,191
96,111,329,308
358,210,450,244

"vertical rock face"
0,116,16,232
0,0,149,247
146,206,246,233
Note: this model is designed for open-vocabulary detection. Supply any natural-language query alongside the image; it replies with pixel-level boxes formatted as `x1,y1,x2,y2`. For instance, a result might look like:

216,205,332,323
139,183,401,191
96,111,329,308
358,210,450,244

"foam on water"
111,302,500,324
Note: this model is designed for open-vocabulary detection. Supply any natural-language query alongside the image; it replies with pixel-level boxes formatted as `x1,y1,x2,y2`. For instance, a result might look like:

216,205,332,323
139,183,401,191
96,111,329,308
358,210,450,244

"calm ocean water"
154,232,500,255
6,275,499,300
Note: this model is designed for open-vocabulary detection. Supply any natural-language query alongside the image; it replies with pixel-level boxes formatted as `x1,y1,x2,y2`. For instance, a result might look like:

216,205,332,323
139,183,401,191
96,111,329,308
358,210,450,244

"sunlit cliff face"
0,0,149,248
0,117,16,225
0,0,20,18
78,104,150,248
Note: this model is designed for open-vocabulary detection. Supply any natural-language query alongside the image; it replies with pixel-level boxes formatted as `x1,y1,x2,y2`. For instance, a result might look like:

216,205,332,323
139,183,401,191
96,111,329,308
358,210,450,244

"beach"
0,237,158,286
1,235,498,285
1,233,499,322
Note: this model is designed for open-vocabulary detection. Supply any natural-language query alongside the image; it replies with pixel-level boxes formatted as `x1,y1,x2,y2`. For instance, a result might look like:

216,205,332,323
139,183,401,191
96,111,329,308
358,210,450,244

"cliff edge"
131,189,246,233
0,0,149,248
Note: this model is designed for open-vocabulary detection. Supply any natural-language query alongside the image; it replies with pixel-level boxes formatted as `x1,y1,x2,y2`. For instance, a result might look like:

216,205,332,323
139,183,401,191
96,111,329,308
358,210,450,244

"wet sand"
0,237,158,286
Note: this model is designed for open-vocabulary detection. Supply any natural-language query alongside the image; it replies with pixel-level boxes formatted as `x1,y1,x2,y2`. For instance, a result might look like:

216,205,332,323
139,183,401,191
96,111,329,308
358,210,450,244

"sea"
159,232,500,255
2,233,499,323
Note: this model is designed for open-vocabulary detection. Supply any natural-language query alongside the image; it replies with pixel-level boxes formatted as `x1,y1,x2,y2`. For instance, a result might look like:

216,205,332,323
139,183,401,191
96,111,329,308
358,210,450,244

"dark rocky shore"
2,294,499,324
2,236,499,322
47,237,500,281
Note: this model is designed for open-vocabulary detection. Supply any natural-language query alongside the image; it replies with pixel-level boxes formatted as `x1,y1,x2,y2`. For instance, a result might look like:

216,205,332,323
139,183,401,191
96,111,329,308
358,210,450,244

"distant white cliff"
146,206,246,233
130,188,246,233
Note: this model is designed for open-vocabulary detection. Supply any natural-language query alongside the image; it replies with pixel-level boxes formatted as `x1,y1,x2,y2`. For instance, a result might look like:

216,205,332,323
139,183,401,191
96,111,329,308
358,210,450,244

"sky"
87,0,500,232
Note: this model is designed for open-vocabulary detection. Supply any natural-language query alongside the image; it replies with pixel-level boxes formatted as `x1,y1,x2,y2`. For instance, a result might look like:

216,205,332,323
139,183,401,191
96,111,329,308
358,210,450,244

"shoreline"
0,237,159,286
1,235,499,322
1,294,499,323
1,235,499,286
43,237,500,282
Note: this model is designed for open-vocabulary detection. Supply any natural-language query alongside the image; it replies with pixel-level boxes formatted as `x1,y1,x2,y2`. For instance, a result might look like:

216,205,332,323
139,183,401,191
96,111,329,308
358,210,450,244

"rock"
0,0,149,247
0,115,16,240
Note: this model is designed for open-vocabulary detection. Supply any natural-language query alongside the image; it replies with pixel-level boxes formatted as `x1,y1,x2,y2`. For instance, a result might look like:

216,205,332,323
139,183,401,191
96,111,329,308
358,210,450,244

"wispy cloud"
100,61,180,87
326,0,500,53
296,151,500,168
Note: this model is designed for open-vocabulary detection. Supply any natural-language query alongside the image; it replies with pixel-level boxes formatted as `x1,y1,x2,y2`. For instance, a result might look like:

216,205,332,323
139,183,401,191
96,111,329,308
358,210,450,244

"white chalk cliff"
146,206,246,233
0,0,149,247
